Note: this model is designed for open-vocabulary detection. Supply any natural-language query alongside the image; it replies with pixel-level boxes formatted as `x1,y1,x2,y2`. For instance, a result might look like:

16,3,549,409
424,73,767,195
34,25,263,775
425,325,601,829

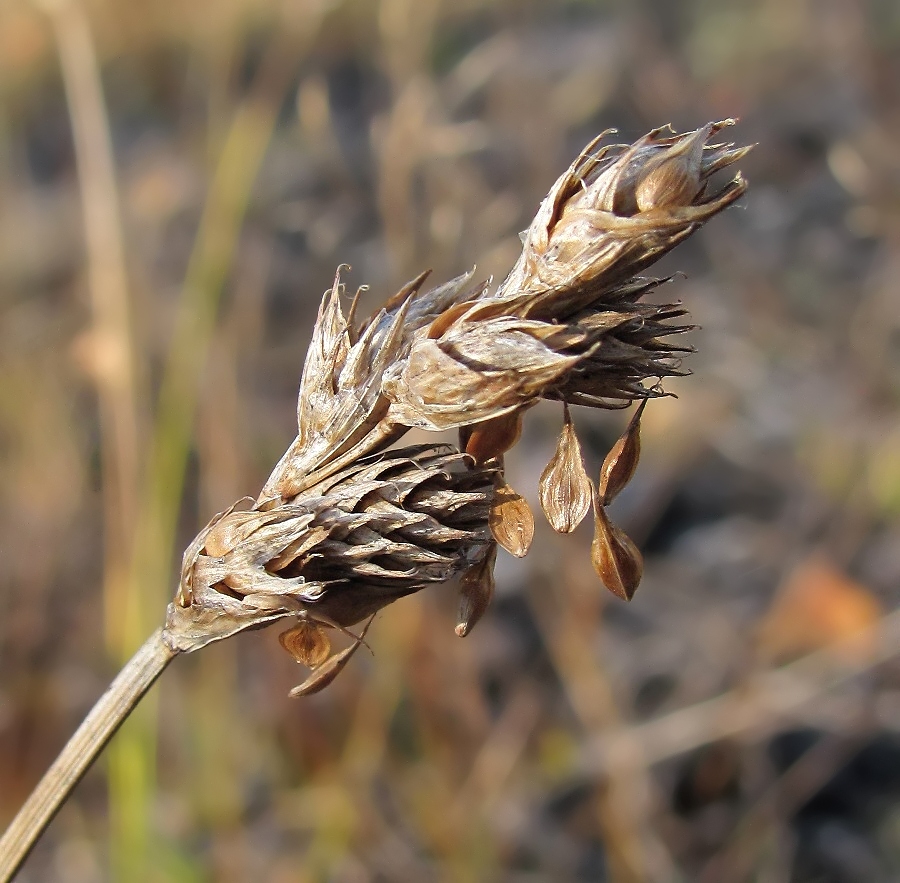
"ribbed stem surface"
0,629,176,882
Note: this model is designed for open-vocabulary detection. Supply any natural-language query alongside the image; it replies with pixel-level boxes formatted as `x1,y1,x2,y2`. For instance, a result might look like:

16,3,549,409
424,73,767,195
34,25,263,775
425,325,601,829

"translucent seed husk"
590,502,644,601
278,620,332,668
489,477,534,558
539,405,592,533
456,542,497,637
289,616,374,697
598,400,645,506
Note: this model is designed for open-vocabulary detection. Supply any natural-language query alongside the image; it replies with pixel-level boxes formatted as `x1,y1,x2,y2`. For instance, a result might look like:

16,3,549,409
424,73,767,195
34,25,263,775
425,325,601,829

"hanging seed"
590,502,643,601
289,616,374,698
539,405,592,533
279,619,332,668
456,543,497,637
465,410,524,464
489,477,534,558
598,400,645,506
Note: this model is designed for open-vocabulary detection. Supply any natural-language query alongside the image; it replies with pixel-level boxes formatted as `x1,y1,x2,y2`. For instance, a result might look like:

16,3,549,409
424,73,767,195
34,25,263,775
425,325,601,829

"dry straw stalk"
0,121,750,881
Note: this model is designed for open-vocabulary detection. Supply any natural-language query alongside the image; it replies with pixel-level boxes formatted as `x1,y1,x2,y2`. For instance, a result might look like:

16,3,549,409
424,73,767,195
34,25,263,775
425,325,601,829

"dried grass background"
1,0,900,881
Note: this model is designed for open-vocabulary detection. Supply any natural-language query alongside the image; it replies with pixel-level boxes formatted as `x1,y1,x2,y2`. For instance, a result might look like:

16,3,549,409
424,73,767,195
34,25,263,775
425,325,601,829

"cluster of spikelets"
164,121,751,695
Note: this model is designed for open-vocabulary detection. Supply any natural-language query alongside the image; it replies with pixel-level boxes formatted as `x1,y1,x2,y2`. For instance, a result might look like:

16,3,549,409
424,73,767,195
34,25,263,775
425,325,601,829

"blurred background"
1,0,900,880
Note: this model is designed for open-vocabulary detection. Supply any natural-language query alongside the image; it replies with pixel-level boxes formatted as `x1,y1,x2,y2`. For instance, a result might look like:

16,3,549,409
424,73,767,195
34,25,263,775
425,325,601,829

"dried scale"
0,121,750,881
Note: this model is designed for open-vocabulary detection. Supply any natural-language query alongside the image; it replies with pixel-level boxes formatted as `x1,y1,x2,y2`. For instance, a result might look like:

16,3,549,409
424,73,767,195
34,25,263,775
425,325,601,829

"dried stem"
0,630,177,882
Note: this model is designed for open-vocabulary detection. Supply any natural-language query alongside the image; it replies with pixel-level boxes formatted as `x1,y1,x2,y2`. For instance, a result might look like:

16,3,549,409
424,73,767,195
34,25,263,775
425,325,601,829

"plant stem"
0,629,177,882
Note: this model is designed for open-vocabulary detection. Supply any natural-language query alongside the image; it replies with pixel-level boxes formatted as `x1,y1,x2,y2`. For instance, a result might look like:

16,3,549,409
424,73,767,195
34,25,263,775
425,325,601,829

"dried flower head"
163,121,751,693
166,449,496,656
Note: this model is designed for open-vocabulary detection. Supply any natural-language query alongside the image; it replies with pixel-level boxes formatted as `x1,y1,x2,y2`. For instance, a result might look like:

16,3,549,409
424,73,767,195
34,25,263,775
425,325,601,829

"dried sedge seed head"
539,406,592,533
499,120,751,317
261,267,490,503
489,476,535,558
166,120,749,692
591,502,644,601
598,400,645,506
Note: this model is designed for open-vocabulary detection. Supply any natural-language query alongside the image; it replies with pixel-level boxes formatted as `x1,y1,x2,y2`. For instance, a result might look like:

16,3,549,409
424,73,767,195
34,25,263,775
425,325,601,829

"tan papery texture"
540,406,593,533
164,122,750,691
489,477,535,559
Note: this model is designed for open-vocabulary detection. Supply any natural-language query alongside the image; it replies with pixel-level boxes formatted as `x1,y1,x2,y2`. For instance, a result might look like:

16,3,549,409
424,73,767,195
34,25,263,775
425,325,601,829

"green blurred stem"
109,33,301,882
0,630,177,883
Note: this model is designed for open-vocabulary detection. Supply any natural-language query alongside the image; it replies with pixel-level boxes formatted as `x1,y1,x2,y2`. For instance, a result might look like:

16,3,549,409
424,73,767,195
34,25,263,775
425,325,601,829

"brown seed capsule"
289,616,374,698
465,410,524,464
489,477,534,558
598,400,645,506
590,503,643,601
279,619,332,668
456,543,497,637
539,406,592,533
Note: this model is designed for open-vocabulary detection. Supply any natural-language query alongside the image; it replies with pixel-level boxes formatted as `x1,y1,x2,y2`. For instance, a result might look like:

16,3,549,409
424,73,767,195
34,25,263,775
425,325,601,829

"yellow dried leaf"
539,407,592,533
591,504,643,601
757,556,882,664
489,478,534,558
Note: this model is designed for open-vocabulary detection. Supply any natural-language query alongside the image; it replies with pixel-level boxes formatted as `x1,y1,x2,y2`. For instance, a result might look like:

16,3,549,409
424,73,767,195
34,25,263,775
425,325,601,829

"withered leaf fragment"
456,542,497,637
289,616,375,698
591,502,644,601
489,477,534,558
539,405,592,533
598,400,645,505
279,619,331,668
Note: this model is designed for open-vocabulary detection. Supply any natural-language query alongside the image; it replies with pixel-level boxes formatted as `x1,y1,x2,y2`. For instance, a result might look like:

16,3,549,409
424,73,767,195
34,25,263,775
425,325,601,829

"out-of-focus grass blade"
106,27,309,882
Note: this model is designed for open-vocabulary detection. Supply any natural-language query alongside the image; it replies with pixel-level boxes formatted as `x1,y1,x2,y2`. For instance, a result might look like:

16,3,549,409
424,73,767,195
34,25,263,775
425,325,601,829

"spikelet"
166,449,496,656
